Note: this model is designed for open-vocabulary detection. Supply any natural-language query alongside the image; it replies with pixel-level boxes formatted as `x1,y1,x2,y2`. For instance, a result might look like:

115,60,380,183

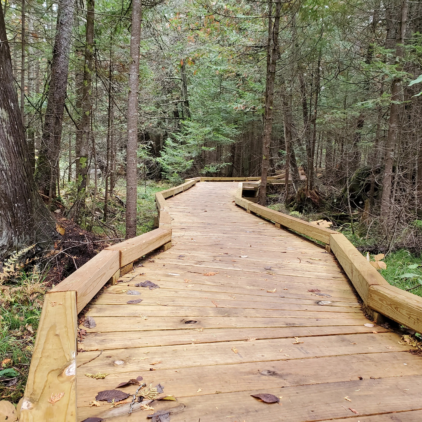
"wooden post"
163,241,172,251
120,262,134,276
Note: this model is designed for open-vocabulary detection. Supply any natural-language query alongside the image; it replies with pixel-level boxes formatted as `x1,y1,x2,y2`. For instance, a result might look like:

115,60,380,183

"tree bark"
125,0,142,238
70,0,95,221
35,0,75,197
0,2,55,256
259,0,281,205
380,0,408,222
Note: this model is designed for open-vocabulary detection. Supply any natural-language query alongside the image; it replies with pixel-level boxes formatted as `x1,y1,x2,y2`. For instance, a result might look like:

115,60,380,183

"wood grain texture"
107,228,171,267
52,249,119,312
330,233,389,302
368,284,422,332
234,186,334,244
20,292,77,422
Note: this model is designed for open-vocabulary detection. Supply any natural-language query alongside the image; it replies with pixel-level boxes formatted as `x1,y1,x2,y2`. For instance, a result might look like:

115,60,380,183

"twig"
77,350,103,368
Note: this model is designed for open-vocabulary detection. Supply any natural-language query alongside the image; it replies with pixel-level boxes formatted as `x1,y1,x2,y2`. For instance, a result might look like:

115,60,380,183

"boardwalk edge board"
234,181,422,334
21,177,422,421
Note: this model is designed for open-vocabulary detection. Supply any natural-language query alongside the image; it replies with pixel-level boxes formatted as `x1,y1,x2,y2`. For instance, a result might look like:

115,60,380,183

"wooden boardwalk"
76,183,422,421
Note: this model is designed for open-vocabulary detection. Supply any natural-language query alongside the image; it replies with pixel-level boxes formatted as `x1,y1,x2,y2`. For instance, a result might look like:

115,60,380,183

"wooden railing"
234,181,422,335
21,176,422,421
19,178,199,422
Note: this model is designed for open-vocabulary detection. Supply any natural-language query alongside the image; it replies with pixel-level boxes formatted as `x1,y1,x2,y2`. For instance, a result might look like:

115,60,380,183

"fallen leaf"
126,290,140,295
308,289,321,293
89,400,102,407
231,347,238,354
184,320,197,324
158,395,176,401
56,223,65,236
48,392,65,405
251,393,280,404
264,266,272,270
116,379,141,388
127,299,143,304
83,316,96,329
1,358,12,367
95,390,130,403
155,384,164,393
374,253,385,261
135,280,159,290
267,289,276,293
85,373,109,380
349,408,359,415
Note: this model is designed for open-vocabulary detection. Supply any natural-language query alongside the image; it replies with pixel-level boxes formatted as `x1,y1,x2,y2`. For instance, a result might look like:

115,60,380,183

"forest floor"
0,179,172,403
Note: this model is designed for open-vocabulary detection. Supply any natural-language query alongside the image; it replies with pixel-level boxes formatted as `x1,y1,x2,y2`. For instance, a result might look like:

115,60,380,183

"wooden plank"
52,249,119,313
79,325,389,351
20,292,77,422
330,233,389,303
79,314,367,333
76,333,409,373
318,411,422,421
368,284,422,333
107,228,171,267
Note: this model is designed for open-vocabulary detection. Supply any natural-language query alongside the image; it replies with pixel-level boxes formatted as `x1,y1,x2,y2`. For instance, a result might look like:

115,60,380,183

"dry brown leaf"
55,223,65,236
48,392,65,405
89,400,102,407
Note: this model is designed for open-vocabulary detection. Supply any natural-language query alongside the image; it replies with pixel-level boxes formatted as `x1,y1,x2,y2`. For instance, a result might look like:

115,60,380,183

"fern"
0,245,36,284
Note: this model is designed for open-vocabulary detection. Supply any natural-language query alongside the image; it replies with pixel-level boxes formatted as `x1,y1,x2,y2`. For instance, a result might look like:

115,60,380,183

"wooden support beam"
120,262,133,276
163,241,172,251
20,292,77,422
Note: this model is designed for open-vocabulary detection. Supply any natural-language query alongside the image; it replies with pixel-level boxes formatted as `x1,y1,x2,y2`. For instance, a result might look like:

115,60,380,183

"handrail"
19,178,199,421
234,181,422,334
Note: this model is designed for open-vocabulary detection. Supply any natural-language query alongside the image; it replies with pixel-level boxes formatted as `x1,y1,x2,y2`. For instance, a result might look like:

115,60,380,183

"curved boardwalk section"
77,183,422,421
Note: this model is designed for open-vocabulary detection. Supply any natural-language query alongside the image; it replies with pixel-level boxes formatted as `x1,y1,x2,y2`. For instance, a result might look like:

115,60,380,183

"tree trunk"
380,0,408,222
70,0,95,221
125,0,142,238
0,2,55,256
35,0,75,197
259,0,281,205
181,60,191,120
104,35,113,222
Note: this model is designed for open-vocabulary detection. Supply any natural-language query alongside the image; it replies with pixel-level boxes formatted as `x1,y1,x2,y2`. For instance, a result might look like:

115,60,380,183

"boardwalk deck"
76,183,422,421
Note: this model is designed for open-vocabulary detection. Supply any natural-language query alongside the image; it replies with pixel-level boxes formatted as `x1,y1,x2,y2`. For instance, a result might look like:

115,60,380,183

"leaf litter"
136,280,160,290
83,316,96,328
251,393,280,404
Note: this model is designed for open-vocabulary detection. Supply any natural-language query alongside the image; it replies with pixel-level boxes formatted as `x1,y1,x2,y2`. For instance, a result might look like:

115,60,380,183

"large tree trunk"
125,0,142,238
380,0,408,222
259,0,281,205
35,0,75,197
70,0,95,221
0,2,55,256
